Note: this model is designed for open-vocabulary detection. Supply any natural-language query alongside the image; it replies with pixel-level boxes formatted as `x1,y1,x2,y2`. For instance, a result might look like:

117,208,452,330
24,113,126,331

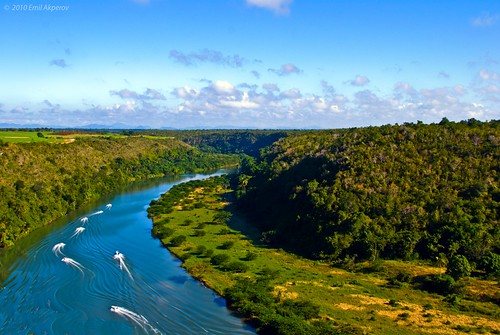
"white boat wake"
71,227,86,238
52,243,66,257
113,251,133,280
61,257,86,274
110,305,162,334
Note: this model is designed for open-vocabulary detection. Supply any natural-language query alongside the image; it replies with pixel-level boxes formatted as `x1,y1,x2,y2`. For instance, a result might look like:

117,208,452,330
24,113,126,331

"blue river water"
0,172,255,335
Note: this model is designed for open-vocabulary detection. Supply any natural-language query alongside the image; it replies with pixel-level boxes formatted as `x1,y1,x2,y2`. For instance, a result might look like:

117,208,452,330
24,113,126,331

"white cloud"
110,89,139,99
263,83,280,92
482,84,500,94
268,63,302,76
479,69,500,81
220,92,259,109
246,0,292,15
169,49,246,67
172,86,198,98
110,88,166,100
471,12,500,27
347,75,370,86
212,80,235,94
280,88,301,99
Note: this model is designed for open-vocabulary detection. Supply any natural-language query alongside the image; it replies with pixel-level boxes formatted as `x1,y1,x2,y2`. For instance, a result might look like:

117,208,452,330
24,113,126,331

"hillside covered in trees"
0,135,237,248
237,119,500,275
134,129,291,157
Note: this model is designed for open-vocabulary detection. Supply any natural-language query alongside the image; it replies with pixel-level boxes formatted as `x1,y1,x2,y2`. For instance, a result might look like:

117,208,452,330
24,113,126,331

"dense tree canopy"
237,120,500,271
133,129,291,157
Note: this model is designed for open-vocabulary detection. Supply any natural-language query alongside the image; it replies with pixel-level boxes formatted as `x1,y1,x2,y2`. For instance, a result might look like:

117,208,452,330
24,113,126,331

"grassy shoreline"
148,176,500,335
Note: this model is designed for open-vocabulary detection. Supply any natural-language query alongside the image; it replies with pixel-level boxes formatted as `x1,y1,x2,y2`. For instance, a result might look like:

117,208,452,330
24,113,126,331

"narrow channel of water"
0,172,255,335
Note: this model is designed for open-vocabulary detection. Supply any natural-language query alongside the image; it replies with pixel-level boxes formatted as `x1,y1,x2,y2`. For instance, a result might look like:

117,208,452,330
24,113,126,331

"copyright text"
4,4,70,12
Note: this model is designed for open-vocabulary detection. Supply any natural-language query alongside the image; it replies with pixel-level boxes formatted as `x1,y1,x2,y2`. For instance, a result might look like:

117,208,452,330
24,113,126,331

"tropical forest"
0,119,499,335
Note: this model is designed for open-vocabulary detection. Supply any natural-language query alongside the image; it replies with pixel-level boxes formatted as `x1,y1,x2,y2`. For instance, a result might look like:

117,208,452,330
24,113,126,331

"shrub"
421,274,456,295
152,226,174,239
218,228,233,235
179,253,192,261
181,219,193,226
395,271,412,283
194,230,206,237
259,315,314,335
479,252,500,276
195,245,207,255
195,223,206,229
210,253,230,265
388,299,399,307
222,261,249,273
244,251,258,261
446,255,472,280
276,299,320,320
204,248,214,257
170,235,187,247
219,240,235,249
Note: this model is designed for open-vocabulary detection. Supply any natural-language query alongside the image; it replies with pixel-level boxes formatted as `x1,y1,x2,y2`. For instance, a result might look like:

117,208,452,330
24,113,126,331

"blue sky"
0,0,499,129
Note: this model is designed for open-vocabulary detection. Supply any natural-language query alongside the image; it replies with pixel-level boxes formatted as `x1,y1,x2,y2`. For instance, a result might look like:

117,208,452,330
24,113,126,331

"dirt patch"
351,294,388,305
376,300,500,335
335,303,365,311
274,285,299,299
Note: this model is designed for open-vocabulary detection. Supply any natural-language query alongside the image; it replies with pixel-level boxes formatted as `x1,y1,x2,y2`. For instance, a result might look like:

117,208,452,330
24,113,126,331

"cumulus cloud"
268,63,302,76
49,59,68,68
110,88,166,100
263,83,280,92
246,0,292,15
473,70,500,102
4,75,499,129
169,80,350,128
142,88,166,100
280,88,301,99
110,89,139,99
169,49,246,67
394,81,419,99
212,80,235,94
478,69,500,81
172,86,198,99
346,75,370,86
471,12,500,27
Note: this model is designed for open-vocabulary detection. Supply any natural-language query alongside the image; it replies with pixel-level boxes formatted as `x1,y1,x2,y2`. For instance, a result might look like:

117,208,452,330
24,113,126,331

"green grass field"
0,130,59,143
151,178,500,335
0,130,176,144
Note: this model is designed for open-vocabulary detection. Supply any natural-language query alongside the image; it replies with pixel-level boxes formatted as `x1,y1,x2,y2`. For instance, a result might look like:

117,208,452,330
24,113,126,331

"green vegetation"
237,119,499,277
148,175,500,335
0,130,60,143
133,129,293,156
0,133,238,248
3,120,500,334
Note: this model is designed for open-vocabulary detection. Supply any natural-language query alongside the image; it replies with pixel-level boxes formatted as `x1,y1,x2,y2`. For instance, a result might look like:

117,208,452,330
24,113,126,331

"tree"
446,255,472,280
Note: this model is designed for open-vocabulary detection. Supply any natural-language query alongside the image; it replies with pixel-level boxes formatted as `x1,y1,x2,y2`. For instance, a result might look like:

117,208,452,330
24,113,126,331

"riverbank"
0,135,239,249
148,176,500,335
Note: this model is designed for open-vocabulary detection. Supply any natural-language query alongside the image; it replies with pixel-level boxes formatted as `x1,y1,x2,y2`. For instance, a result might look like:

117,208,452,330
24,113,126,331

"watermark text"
4,4,70,12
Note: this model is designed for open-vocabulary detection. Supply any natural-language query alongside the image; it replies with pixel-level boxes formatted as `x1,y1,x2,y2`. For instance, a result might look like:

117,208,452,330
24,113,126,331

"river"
0,172,255,335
